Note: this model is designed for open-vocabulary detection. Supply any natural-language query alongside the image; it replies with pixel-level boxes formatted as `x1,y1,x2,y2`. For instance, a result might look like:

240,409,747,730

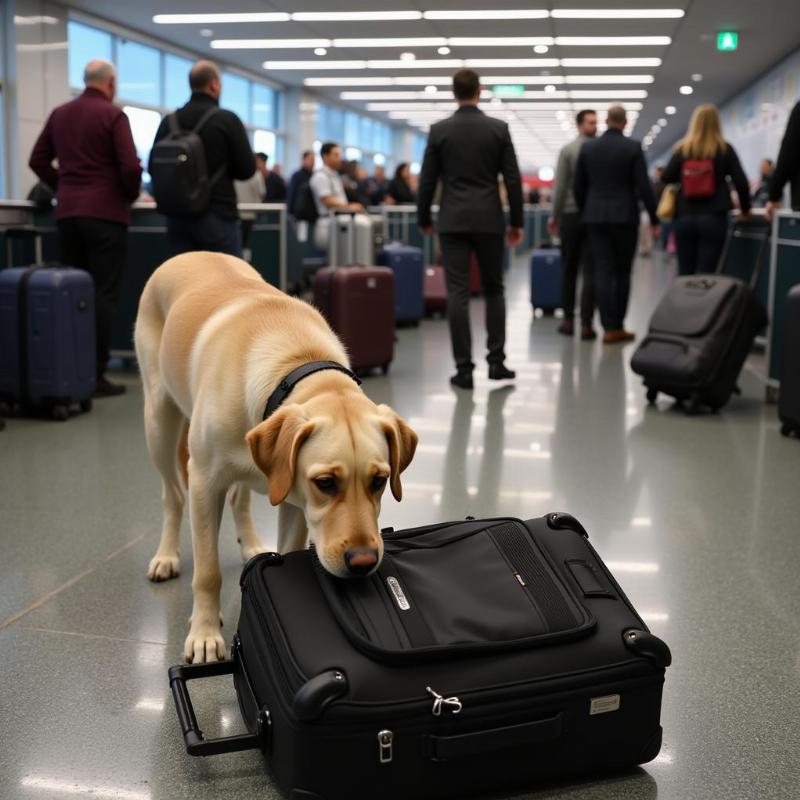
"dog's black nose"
344,548,379,576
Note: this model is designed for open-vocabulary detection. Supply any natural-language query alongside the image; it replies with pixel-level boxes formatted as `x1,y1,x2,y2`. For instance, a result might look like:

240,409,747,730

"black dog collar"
263,361,362,420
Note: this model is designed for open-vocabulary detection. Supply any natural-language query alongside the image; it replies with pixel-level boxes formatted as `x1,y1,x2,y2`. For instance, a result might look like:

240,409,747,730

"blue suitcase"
378,242,424,325
530,248,562,313
0,266,96,420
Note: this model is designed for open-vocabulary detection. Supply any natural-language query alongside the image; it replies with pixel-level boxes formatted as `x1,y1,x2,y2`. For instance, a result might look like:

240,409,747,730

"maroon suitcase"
313,265,395,375
424,265,448,315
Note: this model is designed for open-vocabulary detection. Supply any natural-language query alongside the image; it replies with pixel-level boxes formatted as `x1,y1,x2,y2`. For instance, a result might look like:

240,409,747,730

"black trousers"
586,224,638,332
559,212,596,325
58,216,127,378
167,211,243,258
439,232,506,373
674,212,728,276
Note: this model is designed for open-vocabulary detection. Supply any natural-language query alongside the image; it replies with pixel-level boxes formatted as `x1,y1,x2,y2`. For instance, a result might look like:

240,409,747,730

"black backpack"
292,178,319,223
150,107,225,217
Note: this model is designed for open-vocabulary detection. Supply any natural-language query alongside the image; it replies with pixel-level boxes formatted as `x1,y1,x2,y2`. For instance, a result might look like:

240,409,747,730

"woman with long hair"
661,104,751,275
386,162,416,204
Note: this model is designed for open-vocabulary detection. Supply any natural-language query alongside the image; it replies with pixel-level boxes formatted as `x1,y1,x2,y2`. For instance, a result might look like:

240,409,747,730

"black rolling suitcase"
631,216,769,413
169,514,671,800
779,284,800,437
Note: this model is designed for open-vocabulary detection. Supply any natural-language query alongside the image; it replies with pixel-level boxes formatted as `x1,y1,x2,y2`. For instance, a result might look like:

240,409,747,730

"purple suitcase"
0,266,96,420
313,265,395,375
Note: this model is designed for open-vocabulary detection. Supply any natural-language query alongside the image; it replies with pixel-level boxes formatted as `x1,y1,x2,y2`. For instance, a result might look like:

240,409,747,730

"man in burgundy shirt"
29,59,142,396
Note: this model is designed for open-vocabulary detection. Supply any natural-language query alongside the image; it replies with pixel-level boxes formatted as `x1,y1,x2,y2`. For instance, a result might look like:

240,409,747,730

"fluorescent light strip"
448,37,554,46
154,13,290,23
293,11,423,20
347,89,647,100
333,37,447,47
212,39,331,50
555,36,670,46
268,57,656,70
424,9,549,19
372,101,643,111
561,58,661,67
305,75,655,87
553,8,684,18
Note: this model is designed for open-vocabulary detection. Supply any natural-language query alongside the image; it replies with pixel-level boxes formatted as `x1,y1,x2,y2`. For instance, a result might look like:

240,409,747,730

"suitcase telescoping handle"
715,214,771,291
168,660,266,756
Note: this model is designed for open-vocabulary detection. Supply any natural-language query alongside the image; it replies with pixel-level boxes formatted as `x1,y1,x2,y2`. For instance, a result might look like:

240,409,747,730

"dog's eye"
313,476,337,494
371,475,388,492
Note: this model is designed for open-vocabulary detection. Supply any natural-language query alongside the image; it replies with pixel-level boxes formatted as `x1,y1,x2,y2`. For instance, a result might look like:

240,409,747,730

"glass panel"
252,83,275,129
222,72,250,123
360,116,373,151
345,112,359,147
123,105,162,186
164,53,192,109
274,90,284,130
68,21,112,90
345,146,362,162
253,129,276,161
117,39,161,106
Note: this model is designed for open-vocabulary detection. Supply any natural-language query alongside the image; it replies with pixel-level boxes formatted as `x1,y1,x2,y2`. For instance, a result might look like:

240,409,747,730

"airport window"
123,105,162,184
117,39,161,107
252,83,277,130
253,129,277,162
345,112,360,148
67,20,112,90
164,53,192,109
223,72,251,125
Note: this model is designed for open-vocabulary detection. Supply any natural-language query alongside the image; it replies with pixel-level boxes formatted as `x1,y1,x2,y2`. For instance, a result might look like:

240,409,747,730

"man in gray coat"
548,109,598,340
418,69,524,390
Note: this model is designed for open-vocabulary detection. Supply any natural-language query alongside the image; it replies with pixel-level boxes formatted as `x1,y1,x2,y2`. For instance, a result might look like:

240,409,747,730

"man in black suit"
766,100,800,219
574,105,659,343
418,69,524,389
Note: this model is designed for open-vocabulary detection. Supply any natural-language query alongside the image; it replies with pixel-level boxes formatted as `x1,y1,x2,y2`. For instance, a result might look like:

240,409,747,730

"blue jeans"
167,211,242,257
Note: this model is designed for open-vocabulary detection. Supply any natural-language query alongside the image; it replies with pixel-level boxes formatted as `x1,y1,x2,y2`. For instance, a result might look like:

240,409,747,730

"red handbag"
681,159,716,198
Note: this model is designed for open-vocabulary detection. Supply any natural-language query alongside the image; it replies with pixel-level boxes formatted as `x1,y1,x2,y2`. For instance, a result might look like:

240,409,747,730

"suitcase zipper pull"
426,686,463,716
377,730,393,764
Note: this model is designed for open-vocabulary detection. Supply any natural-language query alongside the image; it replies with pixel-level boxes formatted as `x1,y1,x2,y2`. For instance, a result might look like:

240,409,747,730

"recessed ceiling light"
544,84,556,93
658,118,667,126
679,85,693,95
425,85,437,94
200,28,213,37
665,105,677,114
314,47,327,56
691,73,703,82
438,46,451,55
400,52,416,62
534,45,549,54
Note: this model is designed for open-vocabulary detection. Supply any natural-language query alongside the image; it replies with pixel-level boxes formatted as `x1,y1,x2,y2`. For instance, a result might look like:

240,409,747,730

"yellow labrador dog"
134,253,417,663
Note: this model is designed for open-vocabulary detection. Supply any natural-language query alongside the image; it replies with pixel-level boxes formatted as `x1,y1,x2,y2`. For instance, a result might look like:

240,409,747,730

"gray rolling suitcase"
631,217,769,413
169,514,670,800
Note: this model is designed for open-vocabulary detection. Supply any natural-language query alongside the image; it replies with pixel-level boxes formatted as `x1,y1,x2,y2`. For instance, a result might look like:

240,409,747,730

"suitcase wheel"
52,404,69,422
684,395,704,416
381,363,390,375
80,398,93,414
781,422,798,438
646,388,658,405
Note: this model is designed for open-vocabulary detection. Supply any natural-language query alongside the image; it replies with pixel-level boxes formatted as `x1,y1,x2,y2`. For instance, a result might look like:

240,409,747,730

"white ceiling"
64,0,800,172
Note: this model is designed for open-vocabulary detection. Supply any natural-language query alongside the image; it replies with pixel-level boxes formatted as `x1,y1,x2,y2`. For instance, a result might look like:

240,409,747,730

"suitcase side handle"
168,660,265,756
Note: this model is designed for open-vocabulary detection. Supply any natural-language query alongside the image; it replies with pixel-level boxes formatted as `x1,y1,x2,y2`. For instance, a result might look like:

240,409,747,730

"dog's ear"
246,405,316,505
377,405,418,501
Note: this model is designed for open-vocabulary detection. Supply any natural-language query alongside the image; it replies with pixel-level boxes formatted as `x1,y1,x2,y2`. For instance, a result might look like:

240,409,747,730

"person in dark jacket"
386,162,417,204
751,158,774,207
574,105,658,344
418,69,524,389
287,150,315,217
29,59,142,396
662,104,751,276
150,60,255,257
766,100,800,219
263,155,287,202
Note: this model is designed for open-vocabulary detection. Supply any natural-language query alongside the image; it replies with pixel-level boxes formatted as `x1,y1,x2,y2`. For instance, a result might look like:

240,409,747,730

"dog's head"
246,392,417,578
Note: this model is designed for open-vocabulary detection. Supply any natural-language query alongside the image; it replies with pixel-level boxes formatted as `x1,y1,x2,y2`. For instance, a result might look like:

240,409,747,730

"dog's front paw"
147,553,180,581
184,623,226,664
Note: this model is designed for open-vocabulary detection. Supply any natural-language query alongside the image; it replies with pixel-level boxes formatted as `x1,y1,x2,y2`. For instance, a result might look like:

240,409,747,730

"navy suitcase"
378,242,424,325
779,284,800,438
168,513,670,800
530,248,562,313
0,266,96,420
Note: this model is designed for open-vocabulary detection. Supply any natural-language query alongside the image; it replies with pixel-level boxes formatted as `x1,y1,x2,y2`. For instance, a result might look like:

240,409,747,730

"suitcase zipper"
377,729,394,763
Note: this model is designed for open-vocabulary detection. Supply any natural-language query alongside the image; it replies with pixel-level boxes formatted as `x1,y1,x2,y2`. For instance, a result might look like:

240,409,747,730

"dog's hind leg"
144,393,187,582
227,484,267,561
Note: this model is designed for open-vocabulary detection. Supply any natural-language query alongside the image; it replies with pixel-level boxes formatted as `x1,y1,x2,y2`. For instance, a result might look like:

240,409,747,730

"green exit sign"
717,31,738,51
493,84,525,97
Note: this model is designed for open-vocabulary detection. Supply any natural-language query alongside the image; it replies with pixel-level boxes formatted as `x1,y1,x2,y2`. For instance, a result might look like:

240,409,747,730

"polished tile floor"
1,252,798,800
